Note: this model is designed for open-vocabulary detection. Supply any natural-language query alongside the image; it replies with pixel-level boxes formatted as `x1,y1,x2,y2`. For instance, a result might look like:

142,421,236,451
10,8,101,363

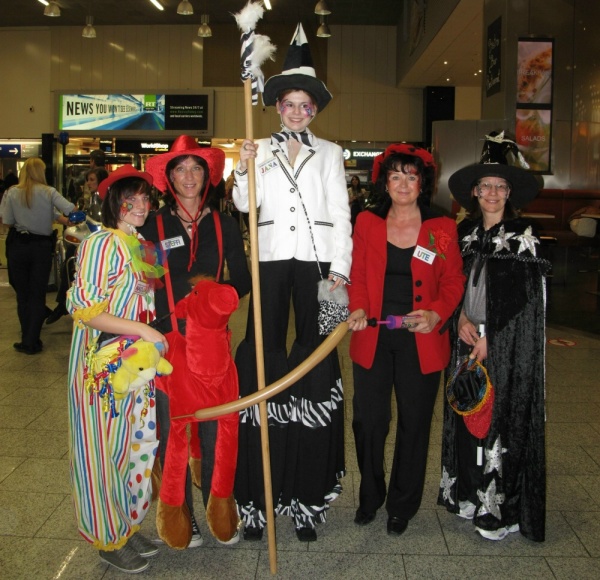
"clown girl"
67,165,167,573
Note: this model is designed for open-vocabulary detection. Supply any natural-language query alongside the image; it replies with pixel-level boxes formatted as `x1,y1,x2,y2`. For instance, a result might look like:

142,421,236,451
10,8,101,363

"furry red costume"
155,278,240,548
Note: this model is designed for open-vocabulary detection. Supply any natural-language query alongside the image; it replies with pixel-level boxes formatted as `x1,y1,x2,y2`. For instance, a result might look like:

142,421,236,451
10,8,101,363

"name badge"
134,281,150,295
161,236,185,250
414,245,436,264
259,157,279,176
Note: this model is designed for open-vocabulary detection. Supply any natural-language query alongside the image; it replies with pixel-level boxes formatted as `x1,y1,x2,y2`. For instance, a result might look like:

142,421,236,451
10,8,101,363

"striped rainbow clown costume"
67,228,158,551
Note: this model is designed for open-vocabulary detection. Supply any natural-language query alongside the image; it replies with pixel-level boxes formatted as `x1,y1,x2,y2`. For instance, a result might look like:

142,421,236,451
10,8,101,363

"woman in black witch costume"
438,132,549,542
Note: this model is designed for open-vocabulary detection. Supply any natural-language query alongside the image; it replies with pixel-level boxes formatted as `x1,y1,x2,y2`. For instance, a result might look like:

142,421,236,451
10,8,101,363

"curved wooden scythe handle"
172,322,349,422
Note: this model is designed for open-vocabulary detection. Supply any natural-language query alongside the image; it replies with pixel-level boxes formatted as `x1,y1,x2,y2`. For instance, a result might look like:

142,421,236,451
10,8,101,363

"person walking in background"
233,24,352,543
67,165,167,573
140,135,251,548
0,172,19,267
347,144,465,537
2,158,75,354
78,149,107,210
89,149,106,170
348,174,367,230
438,134,548,542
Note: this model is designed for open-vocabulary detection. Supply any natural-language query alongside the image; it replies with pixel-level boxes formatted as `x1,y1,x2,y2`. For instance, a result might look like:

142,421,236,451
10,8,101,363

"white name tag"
134,281,150,295
259,157,279,175
414,245,436,264
161,236,185,250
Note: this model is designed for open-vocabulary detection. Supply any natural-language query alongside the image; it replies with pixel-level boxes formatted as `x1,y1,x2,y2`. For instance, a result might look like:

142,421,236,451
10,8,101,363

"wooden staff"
243,77,277,574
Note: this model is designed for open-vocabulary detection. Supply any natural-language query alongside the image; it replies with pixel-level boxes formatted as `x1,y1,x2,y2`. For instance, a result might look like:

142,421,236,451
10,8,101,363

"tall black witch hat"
263,23,332,111
449,131,541,209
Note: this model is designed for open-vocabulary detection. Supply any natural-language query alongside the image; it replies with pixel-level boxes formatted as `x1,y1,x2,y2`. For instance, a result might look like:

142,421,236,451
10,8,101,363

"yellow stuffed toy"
112,339,173,398
85,337,173,415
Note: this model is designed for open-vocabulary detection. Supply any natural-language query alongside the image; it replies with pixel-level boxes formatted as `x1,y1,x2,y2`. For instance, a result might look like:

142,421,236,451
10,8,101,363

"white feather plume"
234,1,265,33
250,34,277,70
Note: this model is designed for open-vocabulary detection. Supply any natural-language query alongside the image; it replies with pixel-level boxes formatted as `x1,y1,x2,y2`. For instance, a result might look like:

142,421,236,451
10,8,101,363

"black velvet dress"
438,217,550,542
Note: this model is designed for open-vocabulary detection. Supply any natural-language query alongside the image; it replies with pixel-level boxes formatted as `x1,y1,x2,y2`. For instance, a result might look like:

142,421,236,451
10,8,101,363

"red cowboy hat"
145,135,225,194
371,143,436,184
97,164,153,200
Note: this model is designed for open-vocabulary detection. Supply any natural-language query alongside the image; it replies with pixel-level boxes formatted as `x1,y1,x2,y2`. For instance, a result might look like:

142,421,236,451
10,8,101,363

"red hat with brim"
371,143,436,184
97,164,153,200
446,357,495,440
145,135,225,194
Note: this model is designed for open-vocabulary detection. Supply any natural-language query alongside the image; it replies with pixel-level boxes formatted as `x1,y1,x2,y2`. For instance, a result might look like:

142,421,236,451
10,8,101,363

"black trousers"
7,232,54,349
352,328,440,519
55,243,77,308
243,258,325,350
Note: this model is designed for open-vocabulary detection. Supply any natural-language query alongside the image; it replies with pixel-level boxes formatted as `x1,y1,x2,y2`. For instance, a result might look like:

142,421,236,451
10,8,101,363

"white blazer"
233,135,352,281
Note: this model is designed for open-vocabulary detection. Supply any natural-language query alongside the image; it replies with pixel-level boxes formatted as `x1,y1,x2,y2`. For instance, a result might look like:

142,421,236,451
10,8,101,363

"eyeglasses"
477,182,510,197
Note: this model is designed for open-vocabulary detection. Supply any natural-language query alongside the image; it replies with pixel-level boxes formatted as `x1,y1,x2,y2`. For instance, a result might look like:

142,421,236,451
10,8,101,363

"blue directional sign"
0,144,22,158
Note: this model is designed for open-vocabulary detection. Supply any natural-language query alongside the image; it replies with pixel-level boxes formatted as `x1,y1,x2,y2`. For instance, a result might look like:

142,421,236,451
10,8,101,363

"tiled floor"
1,257,600,579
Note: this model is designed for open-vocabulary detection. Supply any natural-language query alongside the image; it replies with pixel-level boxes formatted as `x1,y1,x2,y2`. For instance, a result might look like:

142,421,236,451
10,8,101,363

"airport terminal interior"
0,247,599,579
2,0,600,578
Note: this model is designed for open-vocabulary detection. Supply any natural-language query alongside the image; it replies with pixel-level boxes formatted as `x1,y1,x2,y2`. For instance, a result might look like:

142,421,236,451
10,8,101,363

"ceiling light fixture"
82,15,96,38
37,0,49,6
316,15,331,38
314,1,331,16
149,0,164,11
197,14,212,38
44,1,61,17
177,0,193,15
263,0,272,9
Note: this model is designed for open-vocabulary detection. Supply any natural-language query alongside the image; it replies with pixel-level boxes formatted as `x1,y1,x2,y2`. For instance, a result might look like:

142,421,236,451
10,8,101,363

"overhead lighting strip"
149,0,164,11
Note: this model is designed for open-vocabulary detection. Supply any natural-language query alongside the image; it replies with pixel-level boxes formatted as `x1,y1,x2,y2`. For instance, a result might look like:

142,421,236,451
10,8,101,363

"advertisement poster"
486,17,502,97
58,93,211,133
515,108,552,172
516,40,553,105
516,38,553,173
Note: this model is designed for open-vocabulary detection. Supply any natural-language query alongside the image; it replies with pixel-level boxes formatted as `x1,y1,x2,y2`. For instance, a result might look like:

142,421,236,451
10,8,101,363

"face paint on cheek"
120,201,133,217
304,107,313,118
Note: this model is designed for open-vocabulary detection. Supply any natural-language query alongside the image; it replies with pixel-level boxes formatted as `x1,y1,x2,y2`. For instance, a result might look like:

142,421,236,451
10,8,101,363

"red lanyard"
156,211,223,332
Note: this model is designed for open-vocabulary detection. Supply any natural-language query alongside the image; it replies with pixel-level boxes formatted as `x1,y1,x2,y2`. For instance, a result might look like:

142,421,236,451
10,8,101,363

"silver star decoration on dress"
440,466,457,505
492,225,515,253
477,478,505,520
515,226,539,256
484,436,508,477
462,227,479,251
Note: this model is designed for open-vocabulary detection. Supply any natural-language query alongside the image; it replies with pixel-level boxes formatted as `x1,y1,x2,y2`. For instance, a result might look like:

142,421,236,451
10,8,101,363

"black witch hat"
449,131,540,209
263,23,332,111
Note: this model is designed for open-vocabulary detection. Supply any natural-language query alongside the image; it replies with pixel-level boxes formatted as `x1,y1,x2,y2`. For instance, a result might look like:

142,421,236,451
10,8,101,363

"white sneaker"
458,500,476,519
476,523,519,541
189,514,204,548
216,529,240,546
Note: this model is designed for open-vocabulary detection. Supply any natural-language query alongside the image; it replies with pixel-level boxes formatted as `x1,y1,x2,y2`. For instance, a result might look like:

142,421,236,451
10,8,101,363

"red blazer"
348,205,465,375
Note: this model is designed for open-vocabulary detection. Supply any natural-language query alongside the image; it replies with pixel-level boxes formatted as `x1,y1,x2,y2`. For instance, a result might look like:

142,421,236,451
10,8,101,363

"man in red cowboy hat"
140,135,251,548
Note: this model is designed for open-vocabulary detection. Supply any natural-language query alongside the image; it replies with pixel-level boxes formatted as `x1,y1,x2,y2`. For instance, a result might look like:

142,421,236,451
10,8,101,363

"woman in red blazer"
347,144,465,536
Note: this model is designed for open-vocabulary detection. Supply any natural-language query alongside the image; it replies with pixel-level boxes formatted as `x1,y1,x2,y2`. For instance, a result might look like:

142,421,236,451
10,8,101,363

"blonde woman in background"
2,158,74,354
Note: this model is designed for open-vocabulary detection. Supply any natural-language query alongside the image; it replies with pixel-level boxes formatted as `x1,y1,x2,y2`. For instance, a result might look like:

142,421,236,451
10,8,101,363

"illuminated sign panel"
57,92,214,136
